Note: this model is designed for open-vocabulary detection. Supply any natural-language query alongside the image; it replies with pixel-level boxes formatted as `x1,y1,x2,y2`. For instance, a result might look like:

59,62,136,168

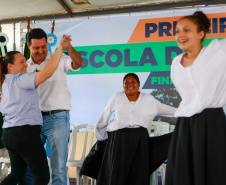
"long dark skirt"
165,108,226,185
79,128,172,182
96,127,150,185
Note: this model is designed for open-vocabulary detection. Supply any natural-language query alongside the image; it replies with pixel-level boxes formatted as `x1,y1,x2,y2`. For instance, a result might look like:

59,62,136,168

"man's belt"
41,110,66,116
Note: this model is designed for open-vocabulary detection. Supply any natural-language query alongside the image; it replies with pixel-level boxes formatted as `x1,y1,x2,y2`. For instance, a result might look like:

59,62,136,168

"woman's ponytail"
0,57,6,88
0,51,20,88
193,11,210,34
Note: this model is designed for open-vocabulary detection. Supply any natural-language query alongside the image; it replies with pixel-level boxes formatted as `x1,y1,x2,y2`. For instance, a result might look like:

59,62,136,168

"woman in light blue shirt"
0,38,65,185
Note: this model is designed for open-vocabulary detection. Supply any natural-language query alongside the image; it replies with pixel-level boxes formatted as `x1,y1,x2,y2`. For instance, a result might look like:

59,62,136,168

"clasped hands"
60,34,73,53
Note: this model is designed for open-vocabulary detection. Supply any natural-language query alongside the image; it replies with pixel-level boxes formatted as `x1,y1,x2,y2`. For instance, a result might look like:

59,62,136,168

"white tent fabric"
1,0,225,23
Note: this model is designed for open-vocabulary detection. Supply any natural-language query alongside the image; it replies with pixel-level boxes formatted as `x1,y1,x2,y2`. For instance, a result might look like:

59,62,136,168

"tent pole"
13,23,16,51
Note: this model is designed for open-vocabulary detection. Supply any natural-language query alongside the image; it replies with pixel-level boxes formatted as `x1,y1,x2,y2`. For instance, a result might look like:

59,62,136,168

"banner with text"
36,7,226,125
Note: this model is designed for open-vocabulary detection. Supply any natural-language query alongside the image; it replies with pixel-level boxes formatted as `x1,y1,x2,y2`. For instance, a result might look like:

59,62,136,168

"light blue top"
0,72,43,128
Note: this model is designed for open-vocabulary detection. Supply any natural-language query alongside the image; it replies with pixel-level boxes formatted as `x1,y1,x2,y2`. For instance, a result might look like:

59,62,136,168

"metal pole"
13,23,16,51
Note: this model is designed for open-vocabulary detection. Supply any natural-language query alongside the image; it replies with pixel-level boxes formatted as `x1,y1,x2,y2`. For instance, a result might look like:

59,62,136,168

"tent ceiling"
1,0,225,24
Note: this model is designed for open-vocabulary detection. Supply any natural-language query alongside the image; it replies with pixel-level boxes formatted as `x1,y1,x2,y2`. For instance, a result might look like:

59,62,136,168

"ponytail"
0,51,20,88
193,11,210,34
0,57,6,88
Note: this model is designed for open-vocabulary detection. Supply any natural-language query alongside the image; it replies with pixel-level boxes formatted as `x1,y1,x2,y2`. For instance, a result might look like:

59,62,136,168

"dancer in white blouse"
165,11,226,185
95,73,176,185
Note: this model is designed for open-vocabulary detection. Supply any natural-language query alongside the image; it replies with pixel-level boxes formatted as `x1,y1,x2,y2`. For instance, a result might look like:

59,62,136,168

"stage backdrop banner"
35,6,226,126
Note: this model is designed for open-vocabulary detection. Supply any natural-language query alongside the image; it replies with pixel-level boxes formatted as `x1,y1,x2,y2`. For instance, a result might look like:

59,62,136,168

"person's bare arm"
34,44,64,87
61,34,83,69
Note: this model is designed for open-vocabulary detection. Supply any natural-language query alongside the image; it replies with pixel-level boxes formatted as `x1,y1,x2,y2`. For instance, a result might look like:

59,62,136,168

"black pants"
1,125,50,185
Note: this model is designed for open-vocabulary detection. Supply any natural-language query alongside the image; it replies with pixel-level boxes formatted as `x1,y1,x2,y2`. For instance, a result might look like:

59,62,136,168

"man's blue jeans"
21,111,70,185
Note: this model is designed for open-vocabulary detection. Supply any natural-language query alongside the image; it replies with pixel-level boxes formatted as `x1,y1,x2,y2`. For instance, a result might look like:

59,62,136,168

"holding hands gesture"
59,34,83,69
60,34,73,52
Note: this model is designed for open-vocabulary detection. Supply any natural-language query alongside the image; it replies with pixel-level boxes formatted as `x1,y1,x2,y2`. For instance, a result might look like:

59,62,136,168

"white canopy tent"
1,0,225,24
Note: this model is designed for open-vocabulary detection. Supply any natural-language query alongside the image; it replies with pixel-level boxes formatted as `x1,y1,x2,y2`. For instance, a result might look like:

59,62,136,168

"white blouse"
171,39,226,117
95,92,176,140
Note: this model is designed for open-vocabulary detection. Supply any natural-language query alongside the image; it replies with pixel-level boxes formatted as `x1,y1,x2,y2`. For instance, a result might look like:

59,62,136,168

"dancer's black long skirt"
165,108,226,185
80,128,172,183
96,127,150,185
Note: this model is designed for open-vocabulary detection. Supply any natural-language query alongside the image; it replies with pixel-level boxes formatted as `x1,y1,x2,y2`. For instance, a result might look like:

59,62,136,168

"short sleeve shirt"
26,52,80,111
0,72,42,128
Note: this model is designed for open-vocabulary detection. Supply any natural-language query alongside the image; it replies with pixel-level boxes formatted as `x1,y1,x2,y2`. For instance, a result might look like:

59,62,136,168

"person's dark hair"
27,28,47,45
0,51,20,88
180,11,210,43
123,73,140,83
